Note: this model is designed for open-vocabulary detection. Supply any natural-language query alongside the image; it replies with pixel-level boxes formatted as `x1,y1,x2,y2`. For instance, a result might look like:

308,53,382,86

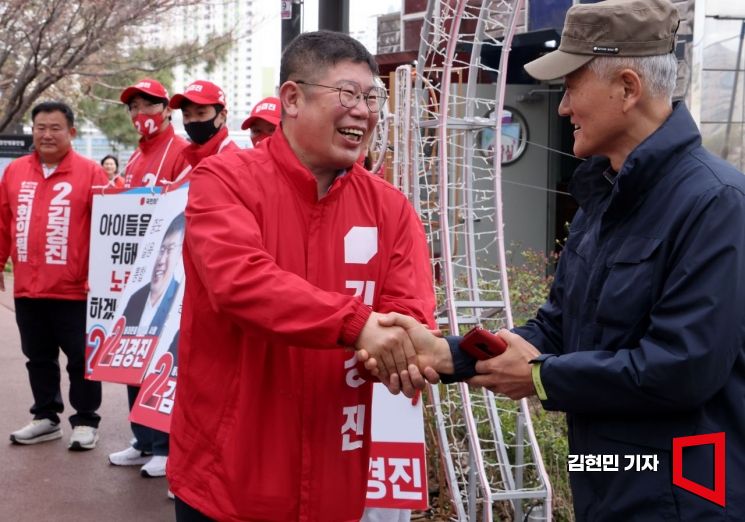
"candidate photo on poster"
121,212,185,337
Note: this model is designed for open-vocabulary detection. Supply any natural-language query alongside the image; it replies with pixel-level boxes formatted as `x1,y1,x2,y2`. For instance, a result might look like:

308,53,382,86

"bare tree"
0,0,233,133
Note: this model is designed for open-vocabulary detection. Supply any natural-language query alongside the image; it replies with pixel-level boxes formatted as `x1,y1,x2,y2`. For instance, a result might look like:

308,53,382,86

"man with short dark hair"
119,78,189,188
0,101,107,450
367,0,745,519
169,79,240,172
108,79,191,478
167,30,435,521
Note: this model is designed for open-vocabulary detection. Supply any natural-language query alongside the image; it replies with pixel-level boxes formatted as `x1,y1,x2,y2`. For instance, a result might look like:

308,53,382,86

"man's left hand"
467,329,540,400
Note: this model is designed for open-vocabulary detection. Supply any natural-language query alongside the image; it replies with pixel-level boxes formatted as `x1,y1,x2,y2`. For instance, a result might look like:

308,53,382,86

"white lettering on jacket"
45,181,72,264
341,225,380,451
15,181,38,262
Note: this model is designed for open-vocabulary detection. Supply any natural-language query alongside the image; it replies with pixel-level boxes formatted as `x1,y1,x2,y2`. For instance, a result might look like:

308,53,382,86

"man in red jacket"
119,78,190,188
0,101,108,450
168,31,435,521
241,95,281,147
169,79,240,172
108,78,189,478
109,80,240,484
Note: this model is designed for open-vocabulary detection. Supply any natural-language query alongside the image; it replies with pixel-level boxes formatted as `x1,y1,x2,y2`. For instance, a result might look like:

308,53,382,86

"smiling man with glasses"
167,30,435,522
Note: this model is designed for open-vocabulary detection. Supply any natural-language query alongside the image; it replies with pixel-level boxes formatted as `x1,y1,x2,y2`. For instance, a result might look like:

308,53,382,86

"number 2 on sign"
138,352,176,414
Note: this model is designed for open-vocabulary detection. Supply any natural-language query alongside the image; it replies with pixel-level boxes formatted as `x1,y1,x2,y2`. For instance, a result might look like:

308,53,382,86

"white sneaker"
68,425,98,451
10,419,62,445
109,445,152,466
141,455,167,477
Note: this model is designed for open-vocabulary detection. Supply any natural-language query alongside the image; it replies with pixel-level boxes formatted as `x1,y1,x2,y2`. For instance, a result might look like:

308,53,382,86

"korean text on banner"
89,184,187,386
85,187,161,376
128,184,188,432
365,383,428,510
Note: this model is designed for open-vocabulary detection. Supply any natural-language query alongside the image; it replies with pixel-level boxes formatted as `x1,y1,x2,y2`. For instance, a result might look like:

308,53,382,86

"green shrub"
507,247,572,521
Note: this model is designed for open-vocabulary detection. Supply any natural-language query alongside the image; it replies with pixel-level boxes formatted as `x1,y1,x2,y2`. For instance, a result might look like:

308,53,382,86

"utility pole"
318,0,349,33
281,0,303,51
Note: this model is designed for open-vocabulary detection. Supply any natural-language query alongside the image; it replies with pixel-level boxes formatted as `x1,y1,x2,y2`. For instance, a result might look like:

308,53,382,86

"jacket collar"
32,148,75,176
138,124,176,154
266,126,355,203
181,126,230,167
570,102,701,212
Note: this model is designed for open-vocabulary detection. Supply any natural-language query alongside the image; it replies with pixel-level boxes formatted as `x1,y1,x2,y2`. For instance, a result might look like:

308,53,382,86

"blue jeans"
127,384,169,456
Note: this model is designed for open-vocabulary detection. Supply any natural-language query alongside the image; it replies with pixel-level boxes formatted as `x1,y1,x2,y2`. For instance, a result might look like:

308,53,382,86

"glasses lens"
338,83,361,109
366,87,387,112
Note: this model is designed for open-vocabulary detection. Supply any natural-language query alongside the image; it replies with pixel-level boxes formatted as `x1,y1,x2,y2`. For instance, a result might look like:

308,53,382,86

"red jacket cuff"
339,301,372,347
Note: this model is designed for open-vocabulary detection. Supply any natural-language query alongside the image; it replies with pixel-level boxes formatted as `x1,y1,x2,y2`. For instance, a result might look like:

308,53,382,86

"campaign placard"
90,184,187,385
86,187,161,376
128,324,180,432
365,384,428,510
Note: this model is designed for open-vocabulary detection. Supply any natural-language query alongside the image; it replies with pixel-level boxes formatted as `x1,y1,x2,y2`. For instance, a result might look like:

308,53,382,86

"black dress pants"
175,497,215,521
15,298,101,428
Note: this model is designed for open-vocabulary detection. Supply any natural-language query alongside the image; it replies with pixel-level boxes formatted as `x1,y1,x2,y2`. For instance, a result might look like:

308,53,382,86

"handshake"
353,312,541,400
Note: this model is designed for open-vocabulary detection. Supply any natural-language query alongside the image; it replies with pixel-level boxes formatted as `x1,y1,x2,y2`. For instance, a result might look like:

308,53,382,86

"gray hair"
587,53,678,102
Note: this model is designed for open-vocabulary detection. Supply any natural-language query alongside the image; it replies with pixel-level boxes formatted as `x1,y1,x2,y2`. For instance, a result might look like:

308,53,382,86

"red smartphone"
460,327,508,360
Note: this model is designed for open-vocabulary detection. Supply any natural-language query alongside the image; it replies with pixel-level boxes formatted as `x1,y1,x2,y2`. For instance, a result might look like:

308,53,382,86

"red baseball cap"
120,78,169,104
168,80,227,109
241,97,281,130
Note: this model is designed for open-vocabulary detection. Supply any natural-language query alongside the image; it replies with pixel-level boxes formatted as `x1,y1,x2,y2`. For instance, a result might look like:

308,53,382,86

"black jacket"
514,103,745,520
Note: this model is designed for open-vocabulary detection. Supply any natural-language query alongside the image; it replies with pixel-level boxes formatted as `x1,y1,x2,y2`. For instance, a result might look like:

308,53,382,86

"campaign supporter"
168,79,240,172
241,95,281,147
108,78,188,479
168,30,436,521
364,1,745,520
101,154,124,188
119,78,189,188
0,101,107,450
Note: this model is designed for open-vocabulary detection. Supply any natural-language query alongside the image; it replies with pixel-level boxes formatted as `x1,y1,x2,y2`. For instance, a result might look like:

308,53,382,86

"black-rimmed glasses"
295,80,387,113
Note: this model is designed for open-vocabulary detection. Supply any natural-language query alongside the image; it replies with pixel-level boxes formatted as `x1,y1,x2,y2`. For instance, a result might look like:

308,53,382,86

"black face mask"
184,114,220,144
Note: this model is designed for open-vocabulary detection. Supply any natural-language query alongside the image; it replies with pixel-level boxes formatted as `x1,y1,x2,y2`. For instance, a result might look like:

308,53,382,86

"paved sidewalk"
0,277,174,521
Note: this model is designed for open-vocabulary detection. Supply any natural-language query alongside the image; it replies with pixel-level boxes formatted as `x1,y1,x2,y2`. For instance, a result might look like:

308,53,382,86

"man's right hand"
358,312,454,393
354,311,417,388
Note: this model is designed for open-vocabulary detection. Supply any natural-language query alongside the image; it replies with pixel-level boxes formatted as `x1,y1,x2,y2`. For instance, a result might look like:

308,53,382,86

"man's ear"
618,68,643,112
279,81,302,118
69,126,78,139
218,107,228,126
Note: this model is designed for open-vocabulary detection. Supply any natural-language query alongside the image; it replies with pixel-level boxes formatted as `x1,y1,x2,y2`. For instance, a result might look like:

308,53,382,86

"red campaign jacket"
122,125,189,188
0,150,108,300
168,129,435,522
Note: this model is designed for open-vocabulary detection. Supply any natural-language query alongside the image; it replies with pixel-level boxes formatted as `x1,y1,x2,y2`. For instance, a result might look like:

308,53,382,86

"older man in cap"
366,0,745,519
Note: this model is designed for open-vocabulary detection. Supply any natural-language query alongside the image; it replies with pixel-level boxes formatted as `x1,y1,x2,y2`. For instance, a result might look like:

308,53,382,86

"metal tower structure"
389,1,552,519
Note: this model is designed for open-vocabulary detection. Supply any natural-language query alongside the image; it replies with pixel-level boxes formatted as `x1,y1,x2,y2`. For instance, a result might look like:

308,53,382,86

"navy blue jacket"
511,103,745,520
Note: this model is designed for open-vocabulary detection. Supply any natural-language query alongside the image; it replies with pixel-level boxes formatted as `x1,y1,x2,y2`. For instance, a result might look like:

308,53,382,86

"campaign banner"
129,280,182,432
128,325,180,432
89,184,188,386
365,384,428,510
85,187,161,376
